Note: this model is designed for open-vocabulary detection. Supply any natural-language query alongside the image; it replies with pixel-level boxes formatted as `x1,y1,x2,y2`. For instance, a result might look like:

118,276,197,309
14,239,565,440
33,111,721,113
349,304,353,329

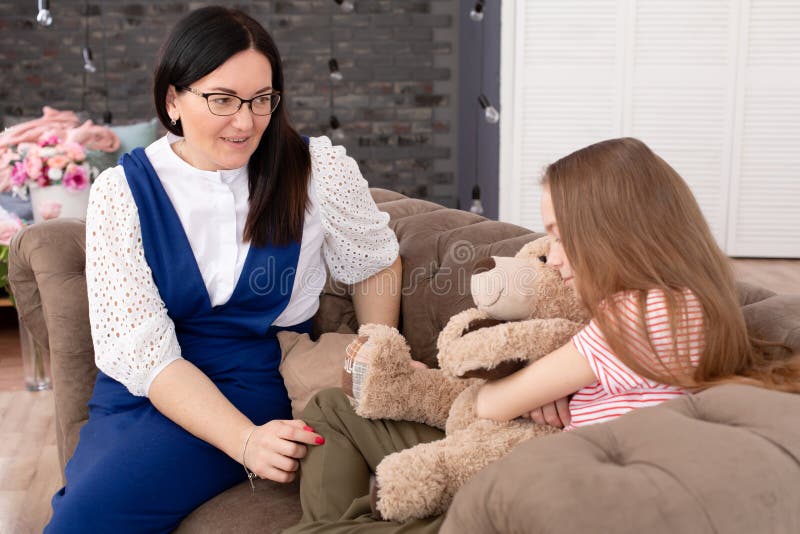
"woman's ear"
165,85,180,121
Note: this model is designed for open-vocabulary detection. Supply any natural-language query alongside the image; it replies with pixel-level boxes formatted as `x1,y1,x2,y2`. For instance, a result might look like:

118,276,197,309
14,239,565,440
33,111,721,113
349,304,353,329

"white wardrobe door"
501,0,625,232
500,0,800,257
727,0,800,257
628,0,738,247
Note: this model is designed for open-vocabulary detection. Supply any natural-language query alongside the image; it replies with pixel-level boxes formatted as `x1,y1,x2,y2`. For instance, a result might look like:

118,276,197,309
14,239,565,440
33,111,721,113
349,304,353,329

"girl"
476,137,800,427
286,137,799,534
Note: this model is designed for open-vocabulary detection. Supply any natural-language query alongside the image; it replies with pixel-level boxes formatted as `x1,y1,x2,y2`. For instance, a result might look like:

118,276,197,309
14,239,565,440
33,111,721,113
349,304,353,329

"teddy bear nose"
472,257,495,275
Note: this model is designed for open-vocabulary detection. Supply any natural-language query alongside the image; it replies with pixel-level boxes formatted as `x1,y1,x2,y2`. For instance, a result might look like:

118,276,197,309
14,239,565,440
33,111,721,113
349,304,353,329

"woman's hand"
242,419,325,483
522,396,571,428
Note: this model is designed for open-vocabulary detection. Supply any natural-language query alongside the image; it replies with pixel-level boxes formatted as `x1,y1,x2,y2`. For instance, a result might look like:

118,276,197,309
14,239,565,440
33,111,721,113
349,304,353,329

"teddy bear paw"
342,324,413,410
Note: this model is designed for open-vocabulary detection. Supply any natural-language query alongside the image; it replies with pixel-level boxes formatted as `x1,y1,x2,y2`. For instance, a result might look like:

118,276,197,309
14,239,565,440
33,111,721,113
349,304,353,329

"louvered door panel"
506,0,624,232
728,0,800,257
629,0,737,246
500,0,800,257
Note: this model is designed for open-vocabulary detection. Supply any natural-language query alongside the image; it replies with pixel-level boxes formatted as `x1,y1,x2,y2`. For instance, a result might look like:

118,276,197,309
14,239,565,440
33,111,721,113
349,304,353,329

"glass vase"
18,316,51,391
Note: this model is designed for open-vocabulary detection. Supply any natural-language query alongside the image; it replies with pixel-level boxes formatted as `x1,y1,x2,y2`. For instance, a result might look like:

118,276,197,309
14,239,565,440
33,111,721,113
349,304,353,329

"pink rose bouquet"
2,135,97,199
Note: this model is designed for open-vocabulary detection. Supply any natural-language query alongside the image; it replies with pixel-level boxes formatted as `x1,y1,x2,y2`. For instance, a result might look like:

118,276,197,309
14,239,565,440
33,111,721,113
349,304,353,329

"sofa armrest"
8,218,95,479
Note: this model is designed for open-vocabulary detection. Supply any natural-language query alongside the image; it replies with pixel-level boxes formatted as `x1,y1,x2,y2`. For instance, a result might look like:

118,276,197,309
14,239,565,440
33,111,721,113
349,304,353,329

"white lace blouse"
85,135,398,397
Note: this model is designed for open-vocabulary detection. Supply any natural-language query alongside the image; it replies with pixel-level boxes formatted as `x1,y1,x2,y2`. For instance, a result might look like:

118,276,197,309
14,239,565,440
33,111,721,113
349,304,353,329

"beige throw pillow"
277,331,357,418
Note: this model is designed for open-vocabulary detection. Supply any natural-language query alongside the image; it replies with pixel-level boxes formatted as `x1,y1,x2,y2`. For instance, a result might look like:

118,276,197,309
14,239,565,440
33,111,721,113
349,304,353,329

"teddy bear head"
469,236,587,324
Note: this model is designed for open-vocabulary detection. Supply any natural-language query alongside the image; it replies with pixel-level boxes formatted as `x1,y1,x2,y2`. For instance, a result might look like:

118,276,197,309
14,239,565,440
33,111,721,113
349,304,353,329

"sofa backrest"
314,189,543,366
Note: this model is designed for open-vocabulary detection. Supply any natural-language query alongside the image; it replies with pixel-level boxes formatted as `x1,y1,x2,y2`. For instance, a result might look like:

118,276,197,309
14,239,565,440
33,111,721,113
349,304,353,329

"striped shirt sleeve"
572,289,704,396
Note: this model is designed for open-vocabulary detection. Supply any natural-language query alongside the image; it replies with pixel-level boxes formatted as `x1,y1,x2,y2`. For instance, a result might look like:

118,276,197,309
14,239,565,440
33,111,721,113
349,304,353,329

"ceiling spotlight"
37,0,53,26
478,94,500,124
328,58,343,82
334,0,355,13
82,47,97,73
470,1,485,22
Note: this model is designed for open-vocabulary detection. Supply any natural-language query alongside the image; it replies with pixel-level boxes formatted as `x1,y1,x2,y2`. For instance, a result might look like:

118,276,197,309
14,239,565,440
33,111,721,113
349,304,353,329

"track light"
82,47,97,73
478,94,499,124
37,0,53,26
333,0,355,13
328,58,343,82
470,1,485,22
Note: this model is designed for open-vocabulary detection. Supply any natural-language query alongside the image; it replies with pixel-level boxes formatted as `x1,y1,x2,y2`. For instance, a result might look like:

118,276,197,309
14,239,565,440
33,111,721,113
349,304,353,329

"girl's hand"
242,419,325,483
523,396,571,428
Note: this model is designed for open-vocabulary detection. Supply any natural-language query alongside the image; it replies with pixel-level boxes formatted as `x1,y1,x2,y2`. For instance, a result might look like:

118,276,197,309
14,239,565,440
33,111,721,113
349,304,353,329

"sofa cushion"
442,384,800,534
174,479,302,533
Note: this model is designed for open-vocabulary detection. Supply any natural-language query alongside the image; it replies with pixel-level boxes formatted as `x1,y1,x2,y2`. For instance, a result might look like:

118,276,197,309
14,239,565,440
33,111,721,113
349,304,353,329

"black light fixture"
82,46,97,73
36,0,53,26
470,0,485,22
329,115,346,142
328,58,343,82
333,0,354,13
478,94,499,124
469,184,484,215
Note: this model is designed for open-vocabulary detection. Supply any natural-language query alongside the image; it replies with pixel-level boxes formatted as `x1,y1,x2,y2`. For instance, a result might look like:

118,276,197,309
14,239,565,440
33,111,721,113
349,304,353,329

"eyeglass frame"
179,86,282,116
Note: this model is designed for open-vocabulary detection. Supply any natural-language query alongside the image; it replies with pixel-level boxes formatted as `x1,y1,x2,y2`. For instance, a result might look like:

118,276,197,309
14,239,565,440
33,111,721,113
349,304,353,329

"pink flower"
62,141,86,162
38,135,61,147
47,154,70,170
63,163,89,191
0,217,24,245
38,201,62,221
10,161,27,186
24,155,43,181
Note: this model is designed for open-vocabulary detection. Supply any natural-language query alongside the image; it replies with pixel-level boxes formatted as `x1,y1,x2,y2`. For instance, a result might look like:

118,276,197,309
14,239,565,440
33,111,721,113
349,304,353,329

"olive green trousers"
282,388,447,533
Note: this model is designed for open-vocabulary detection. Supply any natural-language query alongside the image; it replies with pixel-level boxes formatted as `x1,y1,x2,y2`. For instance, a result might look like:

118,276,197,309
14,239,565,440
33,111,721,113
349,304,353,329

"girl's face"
541,187,575,287
166,49,274,171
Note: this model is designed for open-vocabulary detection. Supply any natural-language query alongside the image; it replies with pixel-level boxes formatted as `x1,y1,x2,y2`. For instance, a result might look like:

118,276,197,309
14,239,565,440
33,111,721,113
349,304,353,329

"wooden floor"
0,259,797,533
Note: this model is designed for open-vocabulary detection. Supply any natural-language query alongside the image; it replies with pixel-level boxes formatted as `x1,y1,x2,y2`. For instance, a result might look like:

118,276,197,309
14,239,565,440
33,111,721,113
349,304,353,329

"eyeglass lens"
206,94,280,116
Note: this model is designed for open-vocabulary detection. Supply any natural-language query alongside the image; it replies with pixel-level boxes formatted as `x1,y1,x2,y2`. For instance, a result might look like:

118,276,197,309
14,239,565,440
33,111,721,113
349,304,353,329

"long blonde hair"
543,137,800,392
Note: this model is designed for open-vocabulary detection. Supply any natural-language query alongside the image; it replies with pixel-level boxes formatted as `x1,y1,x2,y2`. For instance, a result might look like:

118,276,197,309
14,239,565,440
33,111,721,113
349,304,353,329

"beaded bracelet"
242,426,258,492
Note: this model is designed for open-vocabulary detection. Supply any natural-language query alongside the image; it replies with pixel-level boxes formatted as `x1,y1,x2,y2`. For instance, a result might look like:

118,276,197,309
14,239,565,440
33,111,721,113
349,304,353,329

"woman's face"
541,187,575,287
166,49,274,171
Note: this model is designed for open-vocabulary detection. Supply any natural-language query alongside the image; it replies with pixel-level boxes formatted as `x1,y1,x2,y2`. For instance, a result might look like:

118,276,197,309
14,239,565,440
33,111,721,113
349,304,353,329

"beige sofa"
10,189,800,533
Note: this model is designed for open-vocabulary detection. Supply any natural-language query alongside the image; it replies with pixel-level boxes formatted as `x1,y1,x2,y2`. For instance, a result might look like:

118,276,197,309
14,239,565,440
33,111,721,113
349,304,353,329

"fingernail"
315,436,325,445
303,426,315,432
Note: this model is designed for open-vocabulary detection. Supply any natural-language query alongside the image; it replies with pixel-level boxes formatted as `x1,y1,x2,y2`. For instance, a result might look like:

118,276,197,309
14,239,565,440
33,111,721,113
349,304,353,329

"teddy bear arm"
440,317,583,379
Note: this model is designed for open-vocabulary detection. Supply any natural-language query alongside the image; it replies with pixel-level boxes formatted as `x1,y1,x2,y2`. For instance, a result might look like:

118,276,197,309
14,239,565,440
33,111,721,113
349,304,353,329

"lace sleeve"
309,136,399,284
85,167,183,397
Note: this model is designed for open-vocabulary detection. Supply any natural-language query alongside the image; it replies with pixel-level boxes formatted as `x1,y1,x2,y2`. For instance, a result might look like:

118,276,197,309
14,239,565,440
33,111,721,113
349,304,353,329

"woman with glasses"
45,6,401,533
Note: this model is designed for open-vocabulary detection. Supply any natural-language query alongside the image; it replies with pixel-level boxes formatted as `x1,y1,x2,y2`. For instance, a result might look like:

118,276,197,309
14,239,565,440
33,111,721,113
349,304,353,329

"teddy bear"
341,236,589,522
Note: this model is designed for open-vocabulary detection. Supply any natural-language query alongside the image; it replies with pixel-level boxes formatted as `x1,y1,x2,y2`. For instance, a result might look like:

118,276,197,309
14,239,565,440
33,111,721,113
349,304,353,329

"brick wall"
0,0,458,206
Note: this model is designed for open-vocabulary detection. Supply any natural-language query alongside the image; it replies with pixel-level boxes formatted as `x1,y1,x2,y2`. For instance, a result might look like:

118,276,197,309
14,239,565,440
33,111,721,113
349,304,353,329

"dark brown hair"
543,137,800,393
153,6,310,246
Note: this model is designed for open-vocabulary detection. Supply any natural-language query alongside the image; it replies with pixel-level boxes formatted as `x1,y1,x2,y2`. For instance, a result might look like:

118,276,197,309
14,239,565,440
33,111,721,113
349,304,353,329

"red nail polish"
303,426,315,432
315,436,325,445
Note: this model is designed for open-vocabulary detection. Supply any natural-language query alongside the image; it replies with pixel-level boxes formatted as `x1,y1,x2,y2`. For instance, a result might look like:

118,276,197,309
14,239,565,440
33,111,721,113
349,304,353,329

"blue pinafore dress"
46,148,310,533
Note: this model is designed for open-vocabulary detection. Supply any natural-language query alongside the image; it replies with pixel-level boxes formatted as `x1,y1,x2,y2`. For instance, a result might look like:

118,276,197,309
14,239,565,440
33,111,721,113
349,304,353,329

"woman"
45,6,401,532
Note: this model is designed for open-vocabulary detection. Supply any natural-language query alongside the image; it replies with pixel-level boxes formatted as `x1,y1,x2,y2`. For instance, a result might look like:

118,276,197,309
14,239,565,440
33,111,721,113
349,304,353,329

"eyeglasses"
180,86,281,116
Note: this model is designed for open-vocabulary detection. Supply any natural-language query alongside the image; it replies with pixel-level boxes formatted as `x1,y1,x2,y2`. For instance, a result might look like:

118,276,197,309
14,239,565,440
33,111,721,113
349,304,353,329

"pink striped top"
567,289,705,429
